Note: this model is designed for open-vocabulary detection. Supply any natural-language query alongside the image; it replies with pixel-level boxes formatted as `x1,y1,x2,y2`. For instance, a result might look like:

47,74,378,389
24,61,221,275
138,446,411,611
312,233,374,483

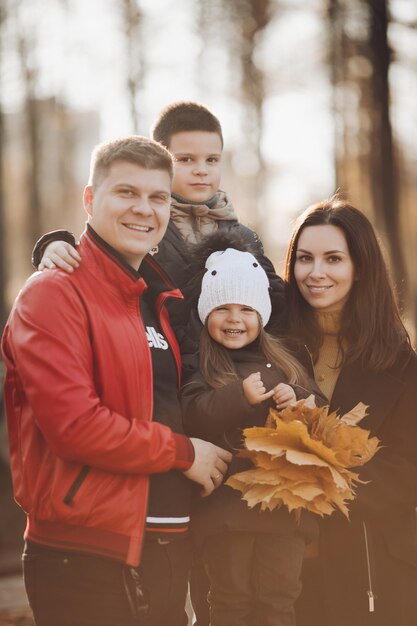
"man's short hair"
89,135,173,188
151,102,224,149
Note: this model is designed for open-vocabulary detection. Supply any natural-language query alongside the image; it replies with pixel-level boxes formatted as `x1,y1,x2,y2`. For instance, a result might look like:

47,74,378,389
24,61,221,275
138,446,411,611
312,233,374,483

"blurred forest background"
0,0,416,574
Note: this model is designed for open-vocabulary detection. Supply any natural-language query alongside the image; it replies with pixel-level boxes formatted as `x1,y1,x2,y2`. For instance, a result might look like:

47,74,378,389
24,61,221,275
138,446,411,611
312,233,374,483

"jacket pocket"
63,465,91,506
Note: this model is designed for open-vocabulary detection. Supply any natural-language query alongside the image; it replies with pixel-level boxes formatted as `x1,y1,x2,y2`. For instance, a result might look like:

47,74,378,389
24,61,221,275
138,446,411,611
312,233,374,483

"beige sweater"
313,311,344,401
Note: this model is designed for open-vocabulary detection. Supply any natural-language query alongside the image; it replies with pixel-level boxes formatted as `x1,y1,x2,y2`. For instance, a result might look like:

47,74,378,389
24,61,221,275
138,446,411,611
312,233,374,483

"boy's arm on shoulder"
32,229,77,268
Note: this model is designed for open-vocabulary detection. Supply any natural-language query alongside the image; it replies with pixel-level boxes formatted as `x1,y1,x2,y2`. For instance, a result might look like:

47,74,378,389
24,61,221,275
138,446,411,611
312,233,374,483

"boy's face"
168,131,222,203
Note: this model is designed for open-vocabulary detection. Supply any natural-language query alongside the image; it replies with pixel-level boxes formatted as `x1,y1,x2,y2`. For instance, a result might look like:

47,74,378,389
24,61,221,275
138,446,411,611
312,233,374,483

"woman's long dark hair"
284,195,410,372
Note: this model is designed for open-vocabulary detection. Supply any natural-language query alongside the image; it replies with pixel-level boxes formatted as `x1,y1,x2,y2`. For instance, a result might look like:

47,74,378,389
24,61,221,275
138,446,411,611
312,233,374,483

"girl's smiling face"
207,304,260,349
294,224,355,313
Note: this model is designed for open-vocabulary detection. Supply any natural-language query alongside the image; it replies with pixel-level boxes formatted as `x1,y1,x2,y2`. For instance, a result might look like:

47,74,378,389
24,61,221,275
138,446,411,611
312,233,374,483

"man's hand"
271,383,296,409
38,241,81,273
183,438,232,497
242,372,274,406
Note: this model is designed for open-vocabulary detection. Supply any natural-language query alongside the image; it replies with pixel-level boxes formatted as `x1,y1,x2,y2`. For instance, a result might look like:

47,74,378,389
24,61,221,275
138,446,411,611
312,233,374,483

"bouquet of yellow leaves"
226,396,380,519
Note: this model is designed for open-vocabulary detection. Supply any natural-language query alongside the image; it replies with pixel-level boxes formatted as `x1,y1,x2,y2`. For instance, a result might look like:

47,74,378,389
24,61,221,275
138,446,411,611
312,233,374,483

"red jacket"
2,227,194,566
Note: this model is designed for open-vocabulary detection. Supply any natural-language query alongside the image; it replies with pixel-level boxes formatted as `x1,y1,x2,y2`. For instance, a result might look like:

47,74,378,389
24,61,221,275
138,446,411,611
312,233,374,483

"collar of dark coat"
329,358,408,434
224,340,261,363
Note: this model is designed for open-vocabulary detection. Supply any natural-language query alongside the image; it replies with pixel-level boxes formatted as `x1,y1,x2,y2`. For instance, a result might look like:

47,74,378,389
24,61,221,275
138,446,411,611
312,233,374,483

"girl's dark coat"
181,345,319,545
296,345,417,626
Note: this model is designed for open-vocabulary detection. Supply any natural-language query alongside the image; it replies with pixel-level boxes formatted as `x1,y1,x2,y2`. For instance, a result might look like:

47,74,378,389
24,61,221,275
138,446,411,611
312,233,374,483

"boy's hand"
272,383,296,409
38,241,81,273
243,372,274,406
184,438,232,497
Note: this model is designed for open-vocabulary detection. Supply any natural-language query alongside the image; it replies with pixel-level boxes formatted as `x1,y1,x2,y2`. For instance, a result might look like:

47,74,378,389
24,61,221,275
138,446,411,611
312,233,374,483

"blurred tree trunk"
327,0,407,304
119,0,144,134
366,0,407,301
196,0,273,233
227,1,270,147
231,0,271,191
17,28,43,247
232,0,271,217
327,0,348,190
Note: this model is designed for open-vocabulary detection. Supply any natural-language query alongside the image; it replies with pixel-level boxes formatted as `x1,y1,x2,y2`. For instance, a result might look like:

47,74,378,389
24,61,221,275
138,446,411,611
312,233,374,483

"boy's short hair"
89,135,173,188
151,102,224,149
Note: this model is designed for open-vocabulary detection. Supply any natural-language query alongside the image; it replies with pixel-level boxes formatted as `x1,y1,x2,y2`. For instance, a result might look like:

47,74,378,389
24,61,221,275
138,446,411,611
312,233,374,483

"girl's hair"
284,194,410,372
200,313,310,389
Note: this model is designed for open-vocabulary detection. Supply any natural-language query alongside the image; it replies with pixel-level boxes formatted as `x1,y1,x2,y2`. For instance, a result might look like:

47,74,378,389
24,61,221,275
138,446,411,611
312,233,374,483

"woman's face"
294,224,355,314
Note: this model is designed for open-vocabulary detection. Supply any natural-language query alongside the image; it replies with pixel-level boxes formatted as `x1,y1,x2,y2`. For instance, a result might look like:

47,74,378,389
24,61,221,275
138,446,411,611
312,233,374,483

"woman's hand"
242,372,274,406
38,241,81,273
271,383,296,409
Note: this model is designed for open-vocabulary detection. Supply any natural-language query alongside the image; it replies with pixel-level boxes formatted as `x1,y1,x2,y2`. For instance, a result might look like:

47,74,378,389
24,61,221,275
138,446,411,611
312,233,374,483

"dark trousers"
202,530,305,626
23,536,192,626
189,549,210,626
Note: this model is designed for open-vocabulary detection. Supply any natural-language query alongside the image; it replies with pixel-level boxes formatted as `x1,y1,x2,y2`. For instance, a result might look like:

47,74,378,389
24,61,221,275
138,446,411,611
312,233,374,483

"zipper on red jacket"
63,465,91,506
362,520,376,612
156,293,182,386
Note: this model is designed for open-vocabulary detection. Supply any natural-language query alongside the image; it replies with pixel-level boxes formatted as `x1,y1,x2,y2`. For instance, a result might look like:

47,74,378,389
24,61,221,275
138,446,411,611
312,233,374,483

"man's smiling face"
84,161,171,269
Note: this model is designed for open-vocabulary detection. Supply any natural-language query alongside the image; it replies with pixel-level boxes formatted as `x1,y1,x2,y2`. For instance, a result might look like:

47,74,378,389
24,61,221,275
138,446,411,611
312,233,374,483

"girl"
285,196,417,626
181,243,321,626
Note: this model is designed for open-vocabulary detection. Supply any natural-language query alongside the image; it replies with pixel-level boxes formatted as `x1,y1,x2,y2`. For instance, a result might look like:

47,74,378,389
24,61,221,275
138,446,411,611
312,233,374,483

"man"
2,135,231,626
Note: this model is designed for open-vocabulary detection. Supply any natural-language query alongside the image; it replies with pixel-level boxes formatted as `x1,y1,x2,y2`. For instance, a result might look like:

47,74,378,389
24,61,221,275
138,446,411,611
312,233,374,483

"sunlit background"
2,1,416,318
0,0,417,586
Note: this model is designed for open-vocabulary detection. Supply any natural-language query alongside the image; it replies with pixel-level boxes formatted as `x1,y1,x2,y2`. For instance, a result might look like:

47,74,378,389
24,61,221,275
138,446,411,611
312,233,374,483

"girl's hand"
243,372,274,406
38,241,81,273
272,383,296,409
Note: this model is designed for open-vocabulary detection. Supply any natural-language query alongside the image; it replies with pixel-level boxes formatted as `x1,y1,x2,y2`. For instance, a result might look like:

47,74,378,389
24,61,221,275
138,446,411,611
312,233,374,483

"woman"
285,195,417,626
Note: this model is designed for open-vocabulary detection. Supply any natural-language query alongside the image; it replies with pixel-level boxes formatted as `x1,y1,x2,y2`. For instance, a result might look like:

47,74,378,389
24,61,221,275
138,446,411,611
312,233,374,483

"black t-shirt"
139,289,193,539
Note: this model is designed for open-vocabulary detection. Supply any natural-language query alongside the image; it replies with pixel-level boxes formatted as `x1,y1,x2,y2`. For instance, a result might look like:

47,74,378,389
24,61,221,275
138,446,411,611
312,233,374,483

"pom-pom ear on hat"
197,248,272,326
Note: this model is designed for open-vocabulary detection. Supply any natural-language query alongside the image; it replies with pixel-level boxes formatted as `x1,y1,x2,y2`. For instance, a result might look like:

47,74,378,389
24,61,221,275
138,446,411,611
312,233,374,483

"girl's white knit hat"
197,248,272,326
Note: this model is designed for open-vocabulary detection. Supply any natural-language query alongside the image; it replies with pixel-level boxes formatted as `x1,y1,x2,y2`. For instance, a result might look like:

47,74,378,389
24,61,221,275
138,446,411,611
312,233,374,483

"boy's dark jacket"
181,342,320,544
294,343,417,625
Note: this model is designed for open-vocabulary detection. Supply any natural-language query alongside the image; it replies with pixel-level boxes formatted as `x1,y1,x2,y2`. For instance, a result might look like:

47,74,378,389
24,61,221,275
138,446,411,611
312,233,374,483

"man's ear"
83,185,94,217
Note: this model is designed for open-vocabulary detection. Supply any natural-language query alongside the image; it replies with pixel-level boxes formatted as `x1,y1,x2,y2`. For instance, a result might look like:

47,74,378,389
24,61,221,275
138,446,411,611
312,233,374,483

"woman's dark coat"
296,346,417,626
